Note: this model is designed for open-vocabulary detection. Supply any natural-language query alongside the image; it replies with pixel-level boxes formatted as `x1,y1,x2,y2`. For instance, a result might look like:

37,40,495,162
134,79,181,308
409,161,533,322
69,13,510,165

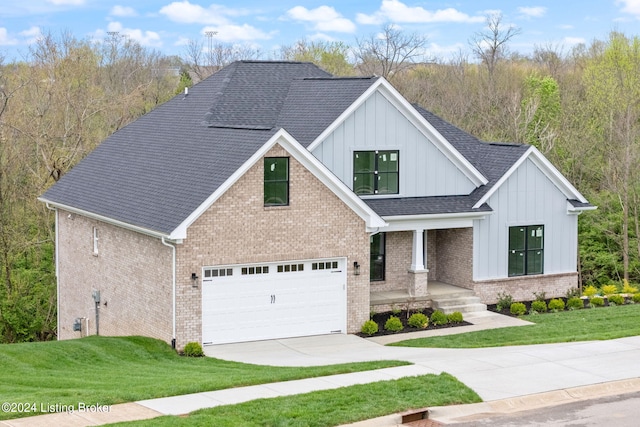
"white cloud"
20,26,42,44
201,25,273,42
286,6,356,33
517,6,546,18
357,0,485,25
617,0,640,15
159,1,248,25
46,0,84,5
110,5,137,17
0,28,18,46
100,22,162,47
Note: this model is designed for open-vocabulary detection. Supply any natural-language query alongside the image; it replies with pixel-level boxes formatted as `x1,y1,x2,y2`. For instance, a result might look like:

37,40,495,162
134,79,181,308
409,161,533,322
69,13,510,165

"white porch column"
410,229,426,271
409,229,428,297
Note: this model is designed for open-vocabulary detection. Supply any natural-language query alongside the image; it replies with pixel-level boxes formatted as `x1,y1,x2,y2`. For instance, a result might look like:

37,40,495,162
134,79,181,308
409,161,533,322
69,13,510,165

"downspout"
161,237,177,349
45,203,60,340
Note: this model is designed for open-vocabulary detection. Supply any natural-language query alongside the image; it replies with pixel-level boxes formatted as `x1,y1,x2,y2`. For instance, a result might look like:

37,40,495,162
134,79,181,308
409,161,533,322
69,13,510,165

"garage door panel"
202,258,346,345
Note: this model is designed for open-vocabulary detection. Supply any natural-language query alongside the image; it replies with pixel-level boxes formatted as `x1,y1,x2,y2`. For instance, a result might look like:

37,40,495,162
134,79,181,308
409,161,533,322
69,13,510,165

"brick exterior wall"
435,228,473,288
175,143,370,347
426,230,437,280
473,272,579,304
57,210,173,342
371,231,411,292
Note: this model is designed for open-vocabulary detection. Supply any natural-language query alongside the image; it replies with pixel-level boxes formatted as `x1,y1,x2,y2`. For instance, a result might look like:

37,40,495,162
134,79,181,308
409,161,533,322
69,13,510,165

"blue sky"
1,0,639,62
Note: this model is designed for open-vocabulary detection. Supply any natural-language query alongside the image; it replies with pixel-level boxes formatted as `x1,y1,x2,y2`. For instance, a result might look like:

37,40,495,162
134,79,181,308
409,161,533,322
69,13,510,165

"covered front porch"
368,224,486,314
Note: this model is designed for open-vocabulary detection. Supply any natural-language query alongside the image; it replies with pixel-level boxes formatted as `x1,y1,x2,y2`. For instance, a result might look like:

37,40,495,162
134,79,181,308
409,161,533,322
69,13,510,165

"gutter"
45,203,60,340
161,237,177,349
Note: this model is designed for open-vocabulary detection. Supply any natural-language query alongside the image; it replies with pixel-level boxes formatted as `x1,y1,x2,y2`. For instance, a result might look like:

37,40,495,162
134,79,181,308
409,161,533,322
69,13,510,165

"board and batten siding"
473,158,578,280
312,90,476,197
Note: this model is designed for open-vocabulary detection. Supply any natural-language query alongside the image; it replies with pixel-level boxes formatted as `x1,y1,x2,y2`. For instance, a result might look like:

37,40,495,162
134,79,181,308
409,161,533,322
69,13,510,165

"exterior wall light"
353,261,360,276
191,272,199,288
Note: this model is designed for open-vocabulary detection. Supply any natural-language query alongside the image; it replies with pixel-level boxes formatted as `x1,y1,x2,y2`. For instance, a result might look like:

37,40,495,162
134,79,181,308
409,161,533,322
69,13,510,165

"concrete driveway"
204,329,640,402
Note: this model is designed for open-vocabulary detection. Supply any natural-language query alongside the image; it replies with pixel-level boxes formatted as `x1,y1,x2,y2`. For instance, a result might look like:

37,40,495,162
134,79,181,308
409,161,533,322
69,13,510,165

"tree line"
0,18,638,342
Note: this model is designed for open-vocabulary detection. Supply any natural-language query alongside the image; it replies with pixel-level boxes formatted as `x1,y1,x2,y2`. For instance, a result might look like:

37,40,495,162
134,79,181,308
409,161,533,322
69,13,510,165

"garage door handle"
271,294,276,304
331,270,342,273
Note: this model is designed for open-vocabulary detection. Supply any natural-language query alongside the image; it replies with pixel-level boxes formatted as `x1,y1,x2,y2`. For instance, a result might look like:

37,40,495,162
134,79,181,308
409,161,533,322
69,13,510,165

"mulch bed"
356,309,472,338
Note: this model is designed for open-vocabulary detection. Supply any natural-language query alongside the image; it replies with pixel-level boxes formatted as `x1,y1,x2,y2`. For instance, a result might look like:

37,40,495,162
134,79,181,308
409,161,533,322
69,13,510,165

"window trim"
264,157,289,207
508,225,544,277
92,227,99,256
353,150,399,195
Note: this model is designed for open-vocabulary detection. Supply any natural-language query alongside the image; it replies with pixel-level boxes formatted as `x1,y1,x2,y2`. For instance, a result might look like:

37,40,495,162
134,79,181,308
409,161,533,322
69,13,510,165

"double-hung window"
508,225,544,276
353,150,399,195
264,157,289,206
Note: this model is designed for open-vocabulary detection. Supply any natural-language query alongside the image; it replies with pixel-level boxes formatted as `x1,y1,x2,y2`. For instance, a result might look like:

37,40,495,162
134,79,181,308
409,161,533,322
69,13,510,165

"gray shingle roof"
277,77,377,146
41,60,581,233
365,196,492,217
40,61,378,235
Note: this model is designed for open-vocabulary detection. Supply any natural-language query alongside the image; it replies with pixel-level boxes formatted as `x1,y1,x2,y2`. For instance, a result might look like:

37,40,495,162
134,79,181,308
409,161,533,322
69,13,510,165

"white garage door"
202,258,347,345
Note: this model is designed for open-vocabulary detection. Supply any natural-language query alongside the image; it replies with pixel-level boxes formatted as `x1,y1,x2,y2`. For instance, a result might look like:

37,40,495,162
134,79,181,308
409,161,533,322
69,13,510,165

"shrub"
590,296,605,307
430,310,448,326
566,297,583,310
622,280,639,294
608,294,625,306
510,302,526,316
361,320,379,335
548,298,565,311
447,311,464,323
532,291,546,301
391,305,402,315
183,342,204,357
530,300,547,313
565,287,581,298
602,284,619,295
407,313,429,329
583,285,598,297
384,316,404,333
496,292,514,312
633,293,640,304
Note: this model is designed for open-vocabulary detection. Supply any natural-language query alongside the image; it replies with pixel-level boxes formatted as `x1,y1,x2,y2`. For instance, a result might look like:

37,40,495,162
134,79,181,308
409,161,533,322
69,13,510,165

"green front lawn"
392,304,640,348
0,336,408,420
110,373,481,427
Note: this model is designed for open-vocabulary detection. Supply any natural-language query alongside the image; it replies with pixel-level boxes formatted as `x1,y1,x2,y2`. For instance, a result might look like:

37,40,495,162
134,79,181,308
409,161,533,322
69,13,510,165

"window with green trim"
508,225,544,276
353,150,398,195
264,157,289,206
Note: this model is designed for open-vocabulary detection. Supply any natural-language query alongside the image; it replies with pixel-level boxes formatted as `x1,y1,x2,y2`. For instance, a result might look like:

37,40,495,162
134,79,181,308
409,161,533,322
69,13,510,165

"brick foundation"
472,272,579,304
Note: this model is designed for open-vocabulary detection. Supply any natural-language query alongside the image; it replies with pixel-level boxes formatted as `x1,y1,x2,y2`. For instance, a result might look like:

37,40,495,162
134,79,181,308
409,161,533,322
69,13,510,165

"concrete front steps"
429,281,487,314
371,281,487,315
431,294,487,314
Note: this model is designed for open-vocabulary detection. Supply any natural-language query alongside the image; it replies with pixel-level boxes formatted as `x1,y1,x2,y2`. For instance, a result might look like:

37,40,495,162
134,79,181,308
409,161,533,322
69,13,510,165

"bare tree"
469,13,521,80
353,24,429,81
183,38,262,82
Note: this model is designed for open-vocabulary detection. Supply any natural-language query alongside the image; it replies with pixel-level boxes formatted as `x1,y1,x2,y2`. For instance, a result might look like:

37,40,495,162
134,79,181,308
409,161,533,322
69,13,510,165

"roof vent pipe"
184,87,188,96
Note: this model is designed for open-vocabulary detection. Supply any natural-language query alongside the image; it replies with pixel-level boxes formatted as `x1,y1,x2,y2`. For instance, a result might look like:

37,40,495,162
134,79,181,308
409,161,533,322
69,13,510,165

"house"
39,61,594,348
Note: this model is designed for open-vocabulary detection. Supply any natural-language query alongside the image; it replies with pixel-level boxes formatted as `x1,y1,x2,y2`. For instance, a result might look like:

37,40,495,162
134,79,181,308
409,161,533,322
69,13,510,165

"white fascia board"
527,146,589,203
38,198,173,241
381,211,491,232
567,201,598,215
307,77,488,187
473,146,589,209
170,129,386,240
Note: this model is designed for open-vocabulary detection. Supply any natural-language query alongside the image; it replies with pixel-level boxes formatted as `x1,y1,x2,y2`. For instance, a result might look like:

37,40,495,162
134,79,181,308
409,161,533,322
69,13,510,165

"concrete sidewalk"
4,311,640,426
